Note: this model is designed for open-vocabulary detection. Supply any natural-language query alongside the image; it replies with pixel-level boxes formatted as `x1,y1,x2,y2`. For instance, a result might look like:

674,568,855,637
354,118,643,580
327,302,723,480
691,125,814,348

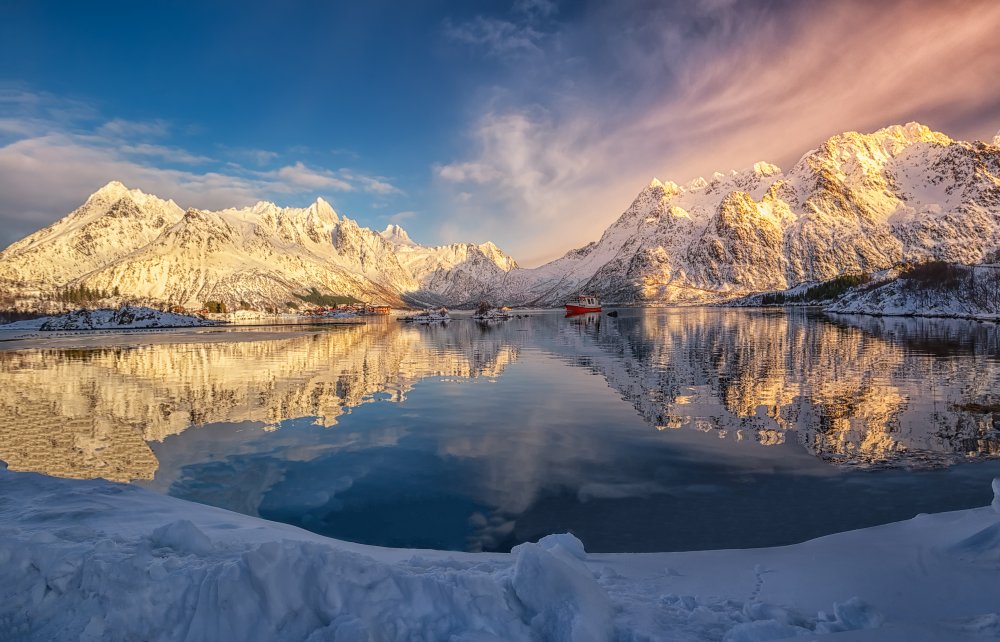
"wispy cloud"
274,161,353,191
222,146,280,166
340,170,403,195
513,0,557,19
388,210,417,224
435,161,503,184
96,118,171,139
119,143,214,165
445,17,544,56
444,0,558,58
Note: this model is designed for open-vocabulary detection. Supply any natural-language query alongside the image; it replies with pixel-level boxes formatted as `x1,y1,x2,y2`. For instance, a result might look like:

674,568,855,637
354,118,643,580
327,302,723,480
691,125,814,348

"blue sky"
2,0,999,265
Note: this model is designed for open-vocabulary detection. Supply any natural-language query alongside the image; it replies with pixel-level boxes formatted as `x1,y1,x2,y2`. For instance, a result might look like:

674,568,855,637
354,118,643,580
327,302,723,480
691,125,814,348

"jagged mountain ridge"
0,183,517,310
381,225,518,305
497,122,1000,305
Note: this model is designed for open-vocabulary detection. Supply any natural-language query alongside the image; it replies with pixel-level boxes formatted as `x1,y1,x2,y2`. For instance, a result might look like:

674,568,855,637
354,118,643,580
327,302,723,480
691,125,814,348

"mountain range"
0,183,517,310
1,122,998,311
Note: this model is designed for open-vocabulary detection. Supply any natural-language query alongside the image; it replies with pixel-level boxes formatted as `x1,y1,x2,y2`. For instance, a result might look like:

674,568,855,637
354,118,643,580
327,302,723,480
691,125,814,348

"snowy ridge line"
3,463,1000,640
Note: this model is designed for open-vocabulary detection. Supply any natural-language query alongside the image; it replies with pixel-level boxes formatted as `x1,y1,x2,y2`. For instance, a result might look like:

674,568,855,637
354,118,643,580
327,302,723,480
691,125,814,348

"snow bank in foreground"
2,464,999,641
0,306,220,331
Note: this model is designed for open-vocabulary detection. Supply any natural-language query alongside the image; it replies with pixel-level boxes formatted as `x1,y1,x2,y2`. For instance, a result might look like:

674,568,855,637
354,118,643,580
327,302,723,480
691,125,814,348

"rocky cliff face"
499,123,1000,305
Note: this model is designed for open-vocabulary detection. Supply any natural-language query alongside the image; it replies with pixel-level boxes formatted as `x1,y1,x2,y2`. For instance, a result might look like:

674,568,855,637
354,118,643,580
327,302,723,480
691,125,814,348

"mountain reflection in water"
2,309,999,552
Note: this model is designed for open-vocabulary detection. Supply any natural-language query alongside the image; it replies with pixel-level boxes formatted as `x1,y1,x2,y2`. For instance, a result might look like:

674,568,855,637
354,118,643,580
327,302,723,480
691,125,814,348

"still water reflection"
2,309,999,551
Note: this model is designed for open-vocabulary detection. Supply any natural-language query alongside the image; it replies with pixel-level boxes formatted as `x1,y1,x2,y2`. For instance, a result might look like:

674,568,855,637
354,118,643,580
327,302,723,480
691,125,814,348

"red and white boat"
565,294,601,315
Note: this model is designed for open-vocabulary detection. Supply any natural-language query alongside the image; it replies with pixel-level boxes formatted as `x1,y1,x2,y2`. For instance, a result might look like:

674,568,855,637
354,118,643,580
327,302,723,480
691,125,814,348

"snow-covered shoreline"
721,263,1000,323
2,464,999,641
0,305,222,332
826,264,1000,322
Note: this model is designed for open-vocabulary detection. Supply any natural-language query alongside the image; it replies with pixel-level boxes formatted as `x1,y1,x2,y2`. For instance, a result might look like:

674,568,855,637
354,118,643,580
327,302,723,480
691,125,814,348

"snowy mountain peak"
993,130,1000,147
307,197,340,225
250,201,282,215
93,180,130,198
477,241,519,270
381,223,415,247
3,122,996,311
83,180,174,215
752,161,782,177
645,177,682,197
814,122,951,165
489,122,1000,306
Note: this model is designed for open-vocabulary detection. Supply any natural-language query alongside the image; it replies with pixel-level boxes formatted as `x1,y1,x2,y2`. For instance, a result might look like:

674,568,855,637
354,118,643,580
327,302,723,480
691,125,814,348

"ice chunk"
831,597,883,630
150,519,214,556
723,619,809,642
535,533,587,561
992,478,1000,513
814,597,883,633
511,534,613,642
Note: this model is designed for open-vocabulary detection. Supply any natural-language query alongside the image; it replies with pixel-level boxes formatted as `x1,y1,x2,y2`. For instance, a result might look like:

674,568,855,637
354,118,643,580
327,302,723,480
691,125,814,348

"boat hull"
565,304,601,314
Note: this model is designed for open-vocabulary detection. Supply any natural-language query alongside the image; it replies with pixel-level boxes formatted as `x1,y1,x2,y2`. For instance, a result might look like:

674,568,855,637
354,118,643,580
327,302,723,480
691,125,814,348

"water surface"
2,308,999,552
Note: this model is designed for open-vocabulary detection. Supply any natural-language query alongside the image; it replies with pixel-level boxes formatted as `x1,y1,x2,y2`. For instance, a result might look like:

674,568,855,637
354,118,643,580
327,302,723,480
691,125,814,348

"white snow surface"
2,464,1000,641
0,306,219,331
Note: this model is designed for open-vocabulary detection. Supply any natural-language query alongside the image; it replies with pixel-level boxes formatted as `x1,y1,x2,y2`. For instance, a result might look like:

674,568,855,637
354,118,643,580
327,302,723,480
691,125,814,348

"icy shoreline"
2,465,999,641
0,305,222,332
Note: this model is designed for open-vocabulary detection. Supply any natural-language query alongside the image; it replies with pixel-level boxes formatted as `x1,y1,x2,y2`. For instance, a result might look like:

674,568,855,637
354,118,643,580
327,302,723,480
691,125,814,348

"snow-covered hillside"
499,123,1000,305
3,464,1000,641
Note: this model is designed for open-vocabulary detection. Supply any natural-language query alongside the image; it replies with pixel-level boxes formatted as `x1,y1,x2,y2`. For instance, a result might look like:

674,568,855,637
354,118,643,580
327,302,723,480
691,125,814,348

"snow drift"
3,463,1000,640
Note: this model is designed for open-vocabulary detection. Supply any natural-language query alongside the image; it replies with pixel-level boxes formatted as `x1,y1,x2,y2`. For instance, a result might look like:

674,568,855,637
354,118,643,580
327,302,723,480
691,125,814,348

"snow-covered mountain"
0,184,518,311
381,225,518,306
0,182,184,290
498,122,1000,305
2,122,997,310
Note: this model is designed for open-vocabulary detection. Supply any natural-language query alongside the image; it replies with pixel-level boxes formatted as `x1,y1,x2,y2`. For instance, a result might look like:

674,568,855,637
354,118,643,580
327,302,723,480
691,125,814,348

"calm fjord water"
3,308,1000,552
